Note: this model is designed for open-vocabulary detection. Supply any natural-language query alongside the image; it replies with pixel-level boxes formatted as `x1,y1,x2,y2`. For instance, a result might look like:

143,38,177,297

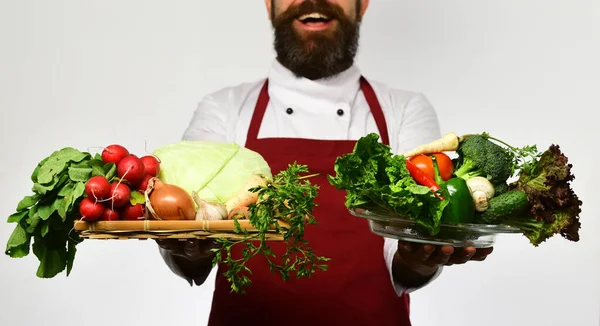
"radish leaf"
72,182,85,201
41,222,50,237
56,198,67,219
5,224,30,258
33,240,66,278
68,166,92,182
104,162,117,181
37,204,54,220
57,181,74,196
90,159,106,177
26,213,41,233
66,241,76,276
129,190,146,205
17,195,39,211
31,157,49,183
7,211,28,224
5,147,93,279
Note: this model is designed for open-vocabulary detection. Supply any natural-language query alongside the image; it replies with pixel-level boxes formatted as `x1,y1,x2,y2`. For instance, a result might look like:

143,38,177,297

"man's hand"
156,239,221,286
156,239,220,262
392,240,493,288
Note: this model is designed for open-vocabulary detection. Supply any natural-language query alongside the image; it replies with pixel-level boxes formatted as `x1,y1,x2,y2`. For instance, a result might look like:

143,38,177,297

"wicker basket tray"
74,219,288,241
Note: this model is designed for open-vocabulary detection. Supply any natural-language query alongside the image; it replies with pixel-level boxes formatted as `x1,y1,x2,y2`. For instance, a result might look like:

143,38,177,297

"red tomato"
409,153,454,181
409,155,435,180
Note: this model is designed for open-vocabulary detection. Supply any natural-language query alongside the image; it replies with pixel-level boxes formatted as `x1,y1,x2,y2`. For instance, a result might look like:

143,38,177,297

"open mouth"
296,12,334,30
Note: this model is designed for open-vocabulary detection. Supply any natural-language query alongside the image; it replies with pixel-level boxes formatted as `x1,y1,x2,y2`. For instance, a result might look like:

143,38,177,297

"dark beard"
271,0,361,80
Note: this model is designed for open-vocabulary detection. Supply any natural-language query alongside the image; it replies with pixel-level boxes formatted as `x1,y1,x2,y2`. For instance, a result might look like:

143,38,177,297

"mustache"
272,0,347,26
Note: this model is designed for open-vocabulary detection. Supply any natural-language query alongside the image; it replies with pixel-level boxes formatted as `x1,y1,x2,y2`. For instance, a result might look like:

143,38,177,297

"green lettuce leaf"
328,133,449,235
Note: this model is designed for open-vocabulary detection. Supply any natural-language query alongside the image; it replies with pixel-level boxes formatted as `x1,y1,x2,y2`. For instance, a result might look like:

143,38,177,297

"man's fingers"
447,247,476,265
155,239,169,249
183,239,201,258
472,247,494,261
155,239,179,251
398,241,415,253
396,242,493,269
416,244,436,261
425,246,454,266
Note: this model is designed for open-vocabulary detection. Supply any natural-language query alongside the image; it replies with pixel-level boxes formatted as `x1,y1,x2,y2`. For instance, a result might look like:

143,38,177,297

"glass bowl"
349,208,522,248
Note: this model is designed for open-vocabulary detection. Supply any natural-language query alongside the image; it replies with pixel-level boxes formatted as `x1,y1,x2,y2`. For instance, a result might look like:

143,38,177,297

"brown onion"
145,177,196,220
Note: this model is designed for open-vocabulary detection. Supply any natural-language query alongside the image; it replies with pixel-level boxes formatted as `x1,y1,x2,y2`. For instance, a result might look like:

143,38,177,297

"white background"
1,1,599,325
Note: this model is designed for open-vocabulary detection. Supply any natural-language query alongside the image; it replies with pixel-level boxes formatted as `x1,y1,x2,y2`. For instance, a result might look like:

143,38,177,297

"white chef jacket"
181,59,444,296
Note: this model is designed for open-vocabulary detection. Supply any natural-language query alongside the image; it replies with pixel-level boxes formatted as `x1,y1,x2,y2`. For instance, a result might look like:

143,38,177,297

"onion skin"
146,178,196,220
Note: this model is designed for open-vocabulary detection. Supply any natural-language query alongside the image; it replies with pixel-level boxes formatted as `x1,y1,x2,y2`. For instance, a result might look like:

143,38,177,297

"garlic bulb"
192,191,227,221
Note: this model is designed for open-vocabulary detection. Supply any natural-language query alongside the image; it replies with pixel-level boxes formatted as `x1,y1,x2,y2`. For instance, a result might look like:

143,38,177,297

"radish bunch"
78,144,161,222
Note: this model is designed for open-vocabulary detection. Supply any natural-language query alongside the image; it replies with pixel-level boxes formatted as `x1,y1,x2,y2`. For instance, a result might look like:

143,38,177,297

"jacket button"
337,109,344,116
286,108,294,115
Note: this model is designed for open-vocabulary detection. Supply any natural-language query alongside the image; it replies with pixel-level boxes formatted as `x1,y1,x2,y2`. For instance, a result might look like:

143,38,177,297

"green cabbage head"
152,141,272,204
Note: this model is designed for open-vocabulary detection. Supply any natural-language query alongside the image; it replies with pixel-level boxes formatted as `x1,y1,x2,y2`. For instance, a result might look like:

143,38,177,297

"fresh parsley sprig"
212,162,330,294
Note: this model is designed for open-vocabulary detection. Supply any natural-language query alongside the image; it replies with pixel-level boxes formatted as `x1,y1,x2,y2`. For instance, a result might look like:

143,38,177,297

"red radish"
117,155,146,186
101,208,120,221
121,204,145,220
109,182,131,208
102,144,130,165
79,198,105,221
140,156,160,177
85,176,111,200
137,174,153,192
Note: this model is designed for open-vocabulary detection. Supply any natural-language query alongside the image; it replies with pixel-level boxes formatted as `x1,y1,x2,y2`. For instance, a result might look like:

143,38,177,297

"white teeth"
298,13,330,21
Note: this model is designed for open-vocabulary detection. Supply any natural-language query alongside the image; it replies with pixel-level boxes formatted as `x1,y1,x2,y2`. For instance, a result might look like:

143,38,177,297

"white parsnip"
225,174,269,212
466,177,495,212
402,132,461,158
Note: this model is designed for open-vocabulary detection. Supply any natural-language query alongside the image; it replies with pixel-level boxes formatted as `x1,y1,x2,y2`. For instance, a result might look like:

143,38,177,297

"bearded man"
157,1,493,325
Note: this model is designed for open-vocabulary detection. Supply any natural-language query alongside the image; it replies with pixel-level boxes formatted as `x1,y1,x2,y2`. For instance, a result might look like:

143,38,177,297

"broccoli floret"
493,182,509,196
454,135,512,185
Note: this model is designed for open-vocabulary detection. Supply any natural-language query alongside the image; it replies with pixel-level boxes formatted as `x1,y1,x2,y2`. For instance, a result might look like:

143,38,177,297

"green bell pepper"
432,156,475,224
440,177,475,223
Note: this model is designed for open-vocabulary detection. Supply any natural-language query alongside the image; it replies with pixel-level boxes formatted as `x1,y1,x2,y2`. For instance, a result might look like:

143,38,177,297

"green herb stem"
212,162,329,294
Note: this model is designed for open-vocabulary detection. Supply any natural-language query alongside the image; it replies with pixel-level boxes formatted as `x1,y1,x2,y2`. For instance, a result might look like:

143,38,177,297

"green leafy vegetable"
212,162,329,294
328,133,450,235
5,147,115,278
129,190,146,205
498,144,583,246
455,132,583,245
152,141,272,204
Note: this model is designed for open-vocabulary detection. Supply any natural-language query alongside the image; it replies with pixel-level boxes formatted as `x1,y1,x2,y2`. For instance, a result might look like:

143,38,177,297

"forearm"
160,247,215,286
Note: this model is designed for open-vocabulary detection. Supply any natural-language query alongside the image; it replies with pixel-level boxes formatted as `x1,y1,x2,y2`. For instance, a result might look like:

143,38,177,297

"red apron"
208,77,411,326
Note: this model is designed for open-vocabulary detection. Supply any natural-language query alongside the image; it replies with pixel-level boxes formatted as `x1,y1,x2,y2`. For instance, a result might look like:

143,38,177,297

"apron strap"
246,79,270,142
359,76,390,145
247,76,390,145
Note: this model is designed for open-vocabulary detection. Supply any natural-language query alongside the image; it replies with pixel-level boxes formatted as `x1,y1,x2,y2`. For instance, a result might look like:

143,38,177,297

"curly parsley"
212,162,330,294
